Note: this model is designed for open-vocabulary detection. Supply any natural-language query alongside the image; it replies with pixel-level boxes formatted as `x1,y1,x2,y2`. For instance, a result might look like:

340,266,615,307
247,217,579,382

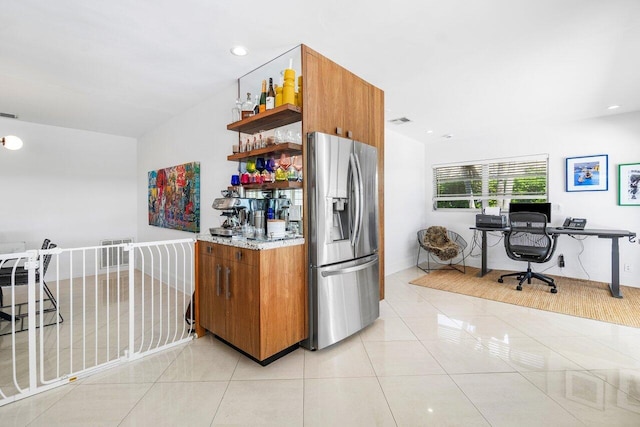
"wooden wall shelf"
227,142,302,161
240,181,302,190
227,104,302,135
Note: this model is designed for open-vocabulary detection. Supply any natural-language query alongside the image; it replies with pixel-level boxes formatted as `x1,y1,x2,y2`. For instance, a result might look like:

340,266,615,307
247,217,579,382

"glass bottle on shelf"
241,92,253,119
232,98,242,122
259,80,267,113
266,78,275,110
253,94,259,116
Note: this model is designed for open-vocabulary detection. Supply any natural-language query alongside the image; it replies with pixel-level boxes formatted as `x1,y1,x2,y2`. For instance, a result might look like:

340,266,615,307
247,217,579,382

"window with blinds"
433,154,548,210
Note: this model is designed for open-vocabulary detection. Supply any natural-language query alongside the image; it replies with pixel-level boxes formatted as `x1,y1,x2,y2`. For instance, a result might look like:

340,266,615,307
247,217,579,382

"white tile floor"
2,266,640,426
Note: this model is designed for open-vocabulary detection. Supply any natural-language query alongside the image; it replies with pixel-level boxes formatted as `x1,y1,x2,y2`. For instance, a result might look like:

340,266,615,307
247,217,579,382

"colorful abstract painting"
148,162,200,232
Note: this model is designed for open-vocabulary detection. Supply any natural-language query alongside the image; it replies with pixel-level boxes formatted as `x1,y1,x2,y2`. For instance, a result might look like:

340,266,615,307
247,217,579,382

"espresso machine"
210,196,251,236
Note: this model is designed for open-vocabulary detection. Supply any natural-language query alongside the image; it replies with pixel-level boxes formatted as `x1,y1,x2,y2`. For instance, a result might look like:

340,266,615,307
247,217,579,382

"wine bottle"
259,79,267,113
266,78,275,110
241,92,253,119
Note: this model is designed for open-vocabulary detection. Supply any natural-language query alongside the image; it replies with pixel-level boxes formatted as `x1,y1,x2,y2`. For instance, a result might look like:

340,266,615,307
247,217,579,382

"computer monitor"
508,202,552,223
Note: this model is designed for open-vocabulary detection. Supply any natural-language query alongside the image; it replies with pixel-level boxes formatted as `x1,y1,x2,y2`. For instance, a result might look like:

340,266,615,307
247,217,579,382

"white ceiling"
2,0,639,142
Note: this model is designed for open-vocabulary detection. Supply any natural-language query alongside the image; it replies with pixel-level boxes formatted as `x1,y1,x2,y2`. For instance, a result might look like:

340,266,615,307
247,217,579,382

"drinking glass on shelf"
265,157,276,182
292,155,303,181
279,153,291,171
231,174,240,187
285,129,295,143
274,129,285,144
287,165,297,181
246,158,256,174
255,157,265,174
275,166,288,181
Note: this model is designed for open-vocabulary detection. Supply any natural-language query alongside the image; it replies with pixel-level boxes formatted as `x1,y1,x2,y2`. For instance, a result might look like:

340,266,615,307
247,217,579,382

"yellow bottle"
275,85,283,107
297,76,303,107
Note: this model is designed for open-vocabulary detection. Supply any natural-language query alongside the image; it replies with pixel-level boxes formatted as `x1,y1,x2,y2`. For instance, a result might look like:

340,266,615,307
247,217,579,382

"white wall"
422,111,640,288
136,82,239,243
0,118,137,250
383,128,427,274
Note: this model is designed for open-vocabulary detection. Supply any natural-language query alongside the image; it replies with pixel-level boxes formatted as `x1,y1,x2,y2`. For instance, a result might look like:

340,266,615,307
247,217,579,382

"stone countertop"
197,234,304,250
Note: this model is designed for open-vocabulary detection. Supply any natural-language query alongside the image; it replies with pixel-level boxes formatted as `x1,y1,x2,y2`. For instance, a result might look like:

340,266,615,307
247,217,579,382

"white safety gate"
0,238,195,407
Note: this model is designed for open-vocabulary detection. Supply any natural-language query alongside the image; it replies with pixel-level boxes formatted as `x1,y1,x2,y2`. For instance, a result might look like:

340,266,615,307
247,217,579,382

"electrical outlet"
558,254,565,268
624,264,632,272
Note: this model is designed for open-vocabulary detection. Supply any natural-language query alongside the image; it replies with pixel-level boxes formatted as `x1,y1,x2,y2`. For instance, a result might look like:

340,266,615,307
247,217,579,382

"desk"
471,226,636,298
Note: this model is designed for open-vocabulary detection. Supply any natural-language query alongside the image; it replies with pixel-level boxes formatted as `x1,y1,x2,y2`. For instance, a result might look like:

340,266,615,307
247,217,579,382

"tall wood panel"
301,44,385,298
370,86,385,299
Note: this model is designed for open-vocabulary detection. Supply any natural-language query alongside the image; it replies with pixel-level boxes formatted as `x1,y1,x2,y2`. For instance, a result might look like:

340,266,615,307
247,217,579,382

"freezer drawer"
307,255,379,350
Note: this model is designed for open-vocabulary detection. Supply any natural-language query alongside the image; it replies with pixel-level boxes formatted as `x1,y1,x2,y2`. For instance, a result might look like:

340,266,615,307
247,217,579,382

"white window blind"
433,154,548,210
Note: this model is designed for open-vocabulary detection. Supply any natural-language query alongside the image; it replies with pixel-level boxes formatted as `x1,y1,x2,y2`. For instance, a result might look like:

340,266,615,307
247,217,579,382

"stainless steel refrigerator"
303,132,380,350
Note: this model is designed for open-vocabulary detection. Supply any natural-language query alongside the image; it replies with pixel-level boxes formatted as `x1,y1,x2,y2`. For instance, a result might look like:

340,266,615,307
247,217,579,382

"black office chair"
0,240,63,331
498,212,559,293
417,226,467,273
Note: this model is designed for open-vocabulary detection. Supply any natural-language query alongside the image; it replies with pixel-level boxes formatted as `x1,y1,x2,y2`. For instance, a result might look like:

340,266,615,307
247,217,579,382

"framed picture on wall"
618,163,640,206
148,161,201,232
566,154,608,192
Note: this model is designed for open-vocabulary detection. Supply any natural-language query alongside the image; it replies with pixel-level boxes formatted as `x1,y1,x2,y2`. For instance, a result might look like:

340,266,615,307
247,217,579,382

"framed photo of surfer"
566,154,608,192
618,163,640,206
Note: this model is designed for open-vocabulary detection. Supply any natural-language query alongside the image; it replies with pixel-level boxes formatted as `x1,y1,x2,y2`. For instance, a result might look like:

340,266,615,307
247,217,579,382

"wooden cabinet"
301,44,385,297
197,241,305,362
302,47,372,143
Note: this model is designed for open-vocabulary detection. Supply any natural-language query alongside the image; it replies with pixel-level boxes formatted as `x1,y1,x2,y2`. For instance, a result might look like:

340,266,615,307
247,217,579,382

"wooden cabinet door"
303,49,344,137
198,245,216,332
199,243,228,338
210,259,228,339
226,254,259,358
343,70,371,143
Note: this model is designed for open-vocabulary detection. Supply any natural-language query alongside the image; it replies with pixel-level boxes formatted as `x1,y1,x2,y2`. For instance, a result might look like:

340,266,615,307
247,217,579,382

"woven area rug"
410,267,640,328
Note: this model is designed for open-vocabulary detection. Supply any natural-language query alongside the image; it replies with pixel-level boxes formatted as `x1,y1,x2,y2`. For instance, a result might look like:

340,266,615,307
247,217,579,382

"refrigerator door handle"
320,256,378,277
349,153,362,248
353,152,365,247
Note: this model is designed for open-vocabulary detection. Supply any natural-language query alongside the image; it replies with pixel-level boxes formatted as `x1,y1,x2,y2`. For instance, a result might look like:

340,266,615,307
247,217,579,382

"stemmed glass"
265,158,276,182
255,157,265,174
245,158,256,174
279,153,291,171
276,154,291,181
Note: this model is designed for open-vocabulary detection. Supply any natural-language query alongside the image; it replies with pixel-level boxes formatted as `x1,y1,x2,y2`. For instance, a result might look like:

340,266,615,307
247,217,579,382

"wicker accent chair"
416,226,467,273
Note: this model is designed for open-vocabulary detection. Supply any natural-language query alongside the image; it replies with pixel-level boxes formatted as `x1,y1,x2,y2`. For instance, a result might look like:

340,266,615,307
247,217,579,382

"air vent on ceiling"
0,112,19,119
388,117,411,125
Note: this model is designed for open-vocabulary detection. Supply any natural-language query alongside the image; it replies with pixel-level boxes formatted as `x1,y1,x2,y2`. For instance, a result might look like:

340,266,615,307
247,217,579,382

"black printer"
475,214,507,228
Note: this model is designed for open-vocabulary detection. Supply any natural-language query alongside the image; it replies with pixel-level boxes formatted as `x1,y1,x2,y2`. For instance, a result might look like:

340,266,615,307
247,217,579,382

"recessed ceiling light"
426,130,433,134
607,105,620,110
230,46,248,56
